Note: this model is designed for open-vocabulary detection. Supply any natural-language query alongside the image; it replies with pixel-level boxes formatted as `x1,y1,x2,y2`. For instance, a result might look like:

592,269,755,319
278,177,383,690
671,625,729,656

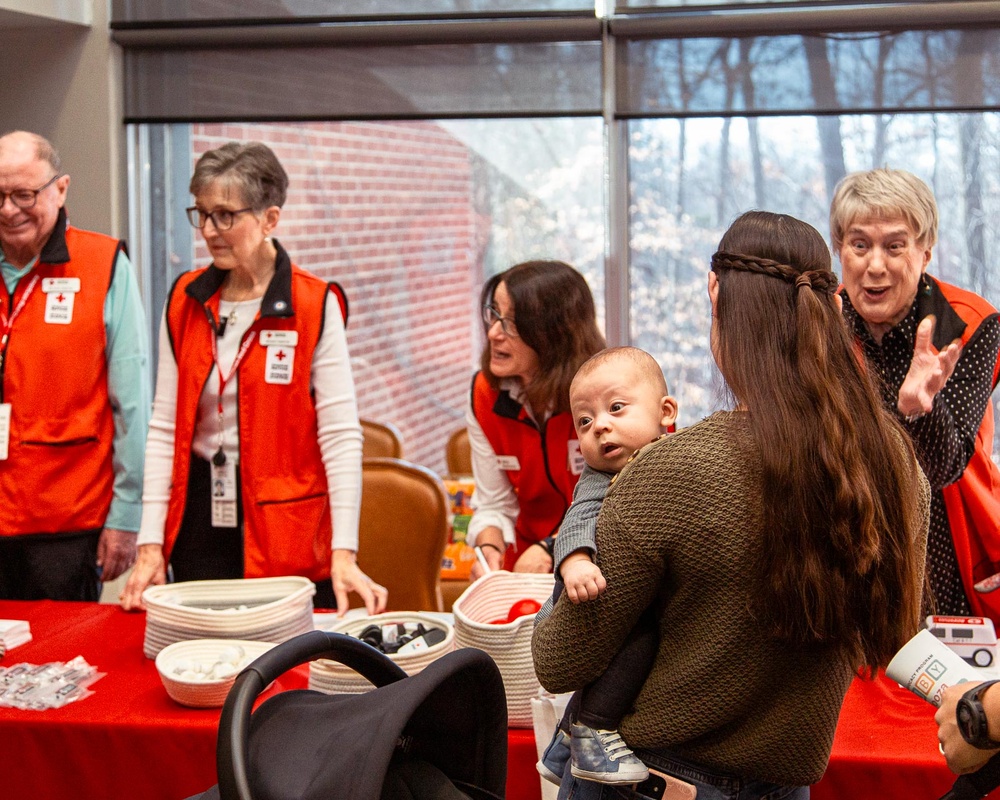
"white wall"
0,0,124,238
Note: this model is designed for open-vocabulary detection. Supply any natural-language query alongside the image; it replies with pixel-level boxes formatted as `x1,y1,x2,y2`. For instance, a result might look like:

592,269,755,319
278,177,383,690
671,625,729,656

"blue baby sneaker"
569,722,649,785
536,727,571,785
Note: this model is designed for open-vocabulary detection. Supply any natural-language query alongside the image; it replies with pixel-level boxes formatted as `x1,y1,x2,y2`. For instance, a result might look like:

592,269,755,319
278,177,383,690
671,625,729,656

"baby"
535,346,677,786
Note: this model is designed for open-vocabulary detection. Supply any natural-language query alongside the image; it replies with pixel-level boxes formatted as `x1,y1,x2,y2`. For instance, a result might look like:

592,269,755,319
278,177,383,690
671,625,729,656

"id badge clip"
210,458,238,528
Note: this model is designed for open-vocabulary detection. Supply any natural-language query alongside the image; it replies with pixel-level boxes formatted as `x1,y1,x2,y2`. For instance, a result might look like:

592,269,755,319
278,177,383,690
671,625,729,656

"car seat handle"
218,630,408,800
244,630,407,686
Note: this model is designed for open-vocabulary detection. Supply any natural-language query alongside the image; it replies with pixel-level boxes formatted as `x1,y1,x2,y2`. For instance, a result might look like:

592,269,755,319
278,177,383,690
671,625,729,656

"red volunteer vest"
0,220,120,535
471,371,581,564
930,278,1000,623
164,246,345,581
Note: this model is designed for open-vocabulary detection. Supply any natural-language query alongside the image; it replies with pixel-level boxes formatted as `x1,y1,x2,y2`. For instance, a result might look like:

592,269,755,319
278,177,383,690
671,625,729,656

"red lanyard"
0,274,39,346
210,329,257,415
209,328,256,463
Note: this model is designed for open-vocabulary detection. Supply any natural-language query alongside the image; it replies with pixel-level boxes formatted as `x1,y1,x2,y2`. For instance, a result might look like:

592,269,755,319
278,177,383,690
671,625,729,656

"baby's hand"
561,551,607,603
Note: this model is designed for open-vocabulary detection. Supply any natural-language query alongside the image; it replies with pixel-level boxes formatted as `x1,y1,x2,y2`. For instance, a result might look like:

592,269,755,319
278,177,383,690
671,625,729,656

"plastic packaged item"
396,626,448,654
441,541,476,580
444,479,475,545
0,655,104,710
355,622,448,655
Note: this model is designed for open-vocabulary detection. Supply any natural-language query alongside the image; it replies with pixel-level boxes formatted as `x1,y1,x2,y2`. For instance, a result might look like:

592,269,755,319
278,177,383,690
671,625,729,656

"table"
0,600,996,800
813,670,1000,800
0,601,539,800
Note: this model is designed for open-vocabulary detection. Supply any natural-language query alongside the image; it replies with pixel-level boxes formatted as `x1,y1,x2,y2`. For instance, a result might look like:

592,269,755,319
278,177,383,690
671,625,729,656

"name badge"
265,345,294,385
567,439,585,476
44,291,74,324
260,330,298,347
42,277,81,293
0,403,10,460
496,455,520,471
210,459,238,528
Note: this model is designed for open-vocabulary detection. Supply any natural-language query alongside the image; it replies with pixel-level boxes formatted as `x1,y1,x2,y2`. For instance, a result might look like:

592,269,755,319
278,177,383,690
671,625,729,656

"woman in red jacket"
467,260,605,576
121,141,385,614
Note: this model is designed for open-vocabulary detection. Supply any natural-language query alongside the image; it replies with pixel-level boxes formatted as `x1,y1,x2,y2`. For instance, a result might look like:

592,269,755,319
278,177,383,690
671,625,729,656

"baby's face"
570,361,670,473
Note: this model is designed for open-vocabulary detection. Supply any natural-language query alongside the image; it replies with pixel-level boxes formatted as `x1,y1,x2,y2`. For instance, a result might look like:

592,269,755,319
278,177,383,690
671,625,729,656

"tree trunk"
956,31,987,297
802,35,846,198
738,39,765,209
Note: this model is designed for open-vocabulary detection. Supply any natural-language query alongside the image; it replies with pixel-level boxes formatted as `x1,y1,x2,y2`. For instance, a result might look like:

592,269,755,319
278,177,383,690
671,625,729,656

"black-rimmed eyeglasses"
0,174,61,210
482,304,519,338
186,206,254,231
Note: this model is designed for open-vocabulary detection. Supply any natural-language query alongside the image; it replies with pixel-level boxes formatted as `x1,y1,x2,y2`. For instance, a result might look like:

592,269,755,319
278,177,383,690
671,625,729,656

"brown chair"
357,457,449,612
445,426,473,478
360,419,403,459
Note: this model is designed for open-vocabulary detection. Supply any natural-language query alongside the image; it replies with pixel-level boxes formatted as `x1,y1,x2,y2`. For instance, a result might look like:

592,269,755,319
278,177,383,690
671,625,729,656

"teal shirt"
0,250,151,532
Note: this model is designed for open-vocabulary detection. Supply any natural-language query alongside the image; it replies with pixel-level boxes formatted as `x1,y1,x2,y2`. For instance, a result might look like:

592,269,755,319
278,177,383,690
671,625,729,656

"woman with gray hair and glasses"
831,167,1000,620
121,141,386,615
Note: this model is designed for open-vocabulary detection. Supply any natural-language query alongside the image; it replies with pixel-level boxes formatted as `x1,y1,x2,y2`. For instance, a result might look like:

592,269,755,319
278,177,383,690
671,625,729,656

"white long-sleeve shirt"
137,296,363,552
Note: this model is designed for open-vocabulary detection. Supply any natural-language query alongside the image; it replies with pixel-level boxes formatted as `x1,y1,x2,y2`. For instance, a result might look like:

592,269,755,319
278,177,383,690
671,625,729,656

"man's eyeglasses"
186,206,254,231
482,304,519,338
0,174,61,210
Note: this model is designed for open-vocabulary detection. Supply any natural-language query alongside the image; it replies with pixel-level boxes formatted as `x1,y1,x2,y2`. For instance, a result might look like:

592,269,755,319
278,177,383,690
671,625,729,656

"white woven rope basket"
155,639,277,708
452,571,555,728
142,577,316,658
308,611,455,695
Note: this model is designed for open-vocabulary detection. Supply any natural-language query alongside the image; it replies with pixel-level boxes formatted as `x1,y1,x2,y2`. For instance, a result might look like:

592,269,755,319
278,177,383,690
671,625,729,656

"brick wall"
190,121,482,473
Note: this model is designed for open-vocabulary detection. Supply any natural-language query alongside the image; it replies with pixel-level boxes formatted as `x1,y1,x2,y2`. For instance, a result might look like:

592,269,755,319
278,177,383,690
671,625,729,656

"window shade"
123,40,603,122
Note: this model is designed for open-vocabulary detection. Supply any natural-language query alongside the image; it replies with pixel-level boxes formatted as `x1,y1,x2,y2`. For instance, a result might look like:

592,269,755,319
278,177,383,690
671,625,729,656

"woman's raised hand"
897,316,962,419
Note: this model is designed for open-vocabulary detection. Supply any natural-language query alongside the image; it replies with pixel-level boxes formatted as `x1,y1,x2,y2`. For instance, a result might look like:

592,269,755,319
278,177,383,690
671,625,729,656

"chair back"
445,427,472,477
358,457,449,612
360,419,404,459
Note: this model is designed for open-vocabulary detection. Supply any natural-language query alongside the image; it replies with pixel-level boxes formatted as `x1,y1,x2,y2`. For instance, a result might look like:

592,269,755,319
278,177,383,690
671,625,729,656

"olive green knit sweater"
532,411,929,786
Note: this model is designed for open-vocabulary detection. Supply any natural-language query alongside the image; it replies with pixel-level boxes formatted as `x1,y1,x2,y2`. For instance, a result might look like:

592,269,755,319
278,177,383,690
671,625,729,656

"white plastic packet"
0,655,104,710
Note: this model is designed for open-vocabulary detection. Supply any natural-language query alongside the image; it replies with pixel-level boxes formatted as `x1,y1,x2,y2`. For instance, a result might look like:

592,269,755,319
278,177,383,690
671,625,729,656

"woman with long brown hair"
533,211,929,799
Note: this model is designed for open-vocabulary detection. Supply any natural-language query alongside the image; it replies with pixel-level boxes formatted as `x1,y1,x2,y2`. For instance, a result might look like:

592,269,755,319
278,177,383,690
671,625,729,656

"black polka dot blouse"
842,280,1000,616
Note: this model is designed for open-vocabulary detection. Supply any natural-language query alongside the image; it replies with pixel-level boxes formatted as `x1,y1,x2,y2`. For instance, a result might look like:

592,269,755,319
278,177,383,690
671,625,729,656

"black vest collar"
38,207,70,264
185,238,295,319
493,388,525,421
917,274,967,349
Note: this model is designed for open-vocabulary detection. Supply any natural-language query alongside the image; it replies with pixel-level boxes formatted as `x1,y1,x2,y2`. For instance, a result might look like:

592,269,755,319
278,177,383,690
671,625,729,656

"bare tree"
956,30,988,297
738,38,766,210
871,37,895,166
802,35,846,197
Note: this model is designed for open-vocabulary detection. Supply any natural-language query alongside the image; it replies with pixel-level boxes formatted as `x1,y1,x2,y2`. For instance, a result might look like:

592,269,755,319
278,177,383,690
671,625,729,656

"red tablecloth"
0,601,539,800
0,600,996,800
813,668,1000,800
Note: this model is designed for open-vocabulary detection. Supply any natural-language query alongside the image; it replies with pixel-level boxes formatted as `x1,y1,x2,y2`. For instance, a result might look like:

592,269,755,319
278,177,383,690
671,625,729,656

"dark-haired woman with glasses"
121,141,387,615
467,260,605,577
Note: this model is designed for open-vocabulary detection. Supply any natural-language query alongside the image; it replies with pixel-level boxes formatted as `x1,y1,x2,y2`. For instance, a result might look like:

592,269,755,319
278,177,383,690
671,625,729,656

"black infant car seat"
190,630,508,800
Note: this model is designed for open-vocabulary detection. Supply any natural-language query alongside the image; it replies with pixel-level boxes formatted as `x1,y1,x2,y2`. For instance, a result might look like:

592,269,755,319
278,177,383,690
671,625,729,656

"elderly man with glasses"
0,130,150,601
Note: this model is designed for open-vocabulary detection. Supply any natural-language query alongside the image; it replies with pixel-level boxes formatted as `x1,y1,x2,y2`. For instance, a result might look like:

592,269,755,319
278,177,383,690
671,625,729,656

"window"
120,3,1000,465
628,112,1000,427
133,119,603,471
